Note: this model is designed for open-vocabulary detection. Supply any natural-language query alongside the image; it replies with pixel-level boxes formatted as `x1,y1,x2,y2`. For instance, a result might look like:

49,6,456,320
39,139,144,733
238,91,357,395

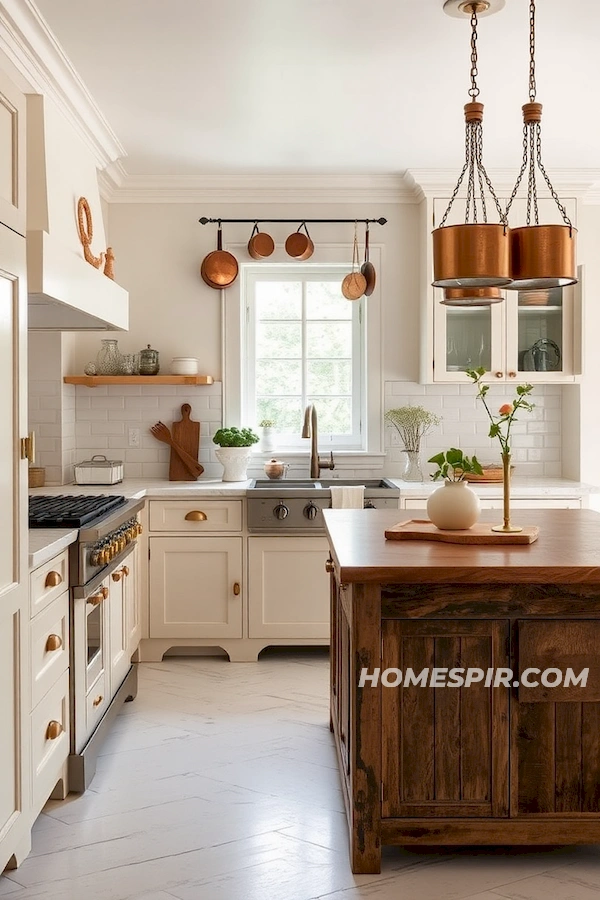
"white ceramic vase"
215,447,253,482
261,427,275,453
426,480,481,530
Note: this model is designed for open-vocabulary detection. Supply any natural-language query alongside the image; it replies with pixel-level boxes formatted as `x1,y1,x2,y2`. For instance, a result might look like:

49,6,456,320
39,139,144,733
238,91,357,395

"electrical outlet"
128,428,140,448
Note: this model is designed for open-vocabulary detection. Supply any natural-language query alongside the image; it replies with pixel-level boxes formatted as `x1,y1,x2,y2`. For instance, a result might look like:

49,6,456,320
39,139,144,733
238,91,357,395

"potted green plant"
258,418,276,453
426,448,484,530
212,427,259,482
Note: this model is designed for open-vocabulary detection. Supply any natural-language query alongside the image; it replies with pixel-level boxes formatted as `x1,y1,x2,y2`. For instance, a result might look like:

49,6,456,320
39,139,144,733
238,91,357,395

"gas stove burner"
29,494,127,528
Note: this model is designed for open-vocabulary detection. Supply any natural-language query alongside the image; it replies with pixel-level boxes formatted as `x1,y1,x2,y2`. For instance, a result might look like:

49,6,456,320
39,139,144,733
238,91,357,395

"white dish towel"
329,485,365,509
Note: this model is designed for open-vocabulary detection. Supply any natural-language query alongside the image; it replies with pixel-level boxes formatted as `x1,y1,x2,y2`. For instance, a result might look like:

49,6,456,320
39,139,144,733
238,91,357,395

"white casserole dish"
74,455,124,484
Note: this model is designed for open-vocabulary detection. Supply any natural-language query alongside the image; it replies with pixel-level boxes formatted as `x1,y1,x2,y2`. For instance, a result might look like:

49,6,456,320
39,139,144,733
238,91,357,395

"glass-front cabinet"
433,277,582,383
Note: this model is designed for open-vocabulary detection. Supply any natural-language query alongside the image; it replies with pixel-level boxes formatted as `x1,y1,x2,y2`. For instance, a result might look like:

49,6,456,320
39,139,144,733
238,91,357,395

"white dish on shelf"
170,357,199,375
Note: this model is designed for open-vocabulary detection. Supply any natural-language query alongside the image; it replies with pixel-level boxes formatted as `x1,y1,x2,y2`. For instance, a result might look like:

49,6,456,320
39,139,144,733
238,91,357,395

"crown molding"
0,0,125,169
100,173,420,204
406,168,600,201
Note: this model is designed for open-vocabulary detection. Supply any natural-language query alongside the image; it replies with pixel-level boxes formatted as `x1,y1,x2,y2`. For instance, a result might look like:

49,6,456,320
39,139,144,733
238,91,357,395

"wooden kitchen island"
323,508,600,873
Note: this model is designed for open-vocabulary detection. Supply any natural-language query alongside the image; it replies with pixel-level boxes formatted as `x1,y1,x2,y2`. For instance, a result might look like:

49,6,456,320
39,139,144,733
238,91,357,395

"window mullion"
302,279,308,409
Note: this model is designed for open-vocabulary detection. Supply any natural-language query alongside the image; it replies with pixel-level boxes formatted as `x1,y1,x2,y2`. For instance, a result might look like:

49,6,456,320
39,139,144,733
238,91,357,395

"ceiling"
34,0,600,182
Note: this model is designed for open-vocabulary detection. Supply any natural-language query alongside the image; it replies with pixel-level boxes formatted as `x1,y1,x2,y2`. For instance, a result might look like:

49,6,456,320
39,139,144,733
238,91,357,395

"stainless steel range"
29,494,145,790
247,479,400,533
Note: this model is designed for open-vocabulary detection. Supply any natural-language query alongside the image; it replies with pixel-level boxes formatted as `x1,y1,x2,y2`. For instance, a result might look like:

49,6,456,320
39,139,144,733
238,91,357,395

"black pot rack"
198,217,387,226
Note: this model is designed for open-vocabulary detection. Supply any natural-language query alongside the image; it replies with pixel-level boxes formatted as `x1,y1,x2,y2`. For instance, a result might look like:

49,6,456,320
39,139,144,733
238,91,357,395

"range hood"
26,95,128,331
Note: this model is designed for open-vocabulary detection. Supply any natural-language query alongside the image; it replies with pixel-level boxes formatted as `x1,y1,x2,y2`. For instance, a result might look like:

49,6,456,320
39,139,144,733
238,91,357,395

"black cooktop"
29,495,127,528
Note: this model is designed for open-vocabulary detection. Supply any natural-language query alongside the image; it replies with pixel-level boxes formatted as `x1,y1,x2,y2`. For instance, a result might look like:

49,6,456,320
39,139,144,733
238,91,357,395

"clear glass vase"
402,449,423,482
96,339,122,375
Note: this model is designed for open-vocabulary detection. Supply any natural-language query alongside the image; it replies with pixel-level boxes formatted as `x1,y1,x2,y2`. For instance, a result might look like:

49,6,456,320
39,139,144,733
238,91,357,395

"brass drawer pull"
111,570,122,582
45,570,63,588
46,720,63,740
45,634,62,652
93,695,103,708
325,558,334,574
87,593,104,606
185,510,207,521
101,586,109,599
233,582,241,596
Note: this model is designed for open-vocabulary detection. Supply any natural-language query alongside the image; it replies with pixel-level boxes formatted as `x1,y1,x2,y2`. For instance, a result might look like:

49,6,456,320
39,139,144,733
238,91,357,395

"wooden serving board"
385,519,539,545
169,403,202,481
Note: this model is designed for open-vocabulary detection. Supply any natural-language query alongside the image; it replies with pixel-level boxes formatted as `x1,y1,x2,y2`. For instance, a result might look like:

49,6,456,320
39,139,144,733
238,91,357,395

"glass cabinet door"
434,290,504,381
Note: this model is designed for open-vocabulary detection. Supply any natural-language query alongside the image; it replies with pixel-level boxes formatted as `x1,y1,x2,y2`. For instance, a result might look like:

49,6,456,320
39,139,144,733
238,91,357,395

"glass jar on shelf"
96,339,122,375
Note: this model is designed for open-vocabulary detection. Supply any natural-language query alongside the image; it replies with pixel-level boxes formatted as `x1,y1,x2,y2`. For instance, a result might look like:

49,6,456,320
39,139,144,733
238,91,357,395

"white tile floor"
2,650,600,900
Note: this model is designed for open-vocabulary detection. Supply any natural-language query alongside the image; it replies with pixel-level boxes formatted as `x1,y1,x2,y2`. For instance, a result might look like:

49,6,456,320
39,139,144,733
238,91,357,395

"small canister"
263,458,288,480
139,344,160,375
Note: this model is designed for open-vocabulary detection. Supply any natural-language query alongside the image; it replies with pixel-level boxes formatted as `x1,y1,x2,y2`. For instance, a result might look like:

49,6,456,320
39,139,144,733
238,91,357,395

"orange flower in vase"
466,368,534,534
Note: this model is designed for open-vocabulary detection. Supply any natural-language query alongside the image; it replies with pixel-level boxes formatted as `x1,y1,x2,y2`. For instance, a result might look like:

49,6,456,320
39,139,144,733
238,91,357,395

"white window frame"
222,242,384,460
244,266,364,450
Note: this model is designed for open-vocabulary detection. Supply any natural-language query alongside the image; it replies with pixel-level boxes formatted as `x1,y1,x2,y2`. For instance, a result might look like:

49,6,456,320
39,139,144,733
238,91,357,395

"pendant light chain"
505,0,572,229
439,8,505,229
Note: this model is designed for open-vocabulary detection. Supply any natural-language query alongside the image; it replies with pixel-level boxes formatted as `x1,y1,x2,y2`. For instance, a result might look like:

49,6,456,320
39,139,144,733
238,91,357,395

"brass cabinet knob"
93,695,103,708
111,571,122,582
233,582,241,596
122,565,129,577
185,510,207,521
508,371,517,378
325,558,334,574
45,634,62,652
495,371,504,379
87,593,103,606
46,720,63,740
44,570,63,588
101,586,109,599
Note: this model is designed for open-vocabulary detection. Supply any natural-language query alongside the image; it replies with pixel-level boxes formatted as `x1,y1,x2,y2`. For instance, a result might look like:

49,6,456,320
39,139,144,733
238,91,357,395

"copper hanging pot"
285,223,314,260
508,224,577,290
432,223,511,288
201,224,238,289
441,286,504,306
247,223,275,260
360,223,376,296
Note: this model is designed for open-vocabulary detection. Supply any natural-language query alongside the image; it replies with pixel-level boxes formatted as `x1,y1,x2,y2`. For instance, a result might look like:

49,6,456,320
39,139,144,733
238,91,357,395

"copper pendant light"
505,1,577,290
441,286,503,306
432,2,511,292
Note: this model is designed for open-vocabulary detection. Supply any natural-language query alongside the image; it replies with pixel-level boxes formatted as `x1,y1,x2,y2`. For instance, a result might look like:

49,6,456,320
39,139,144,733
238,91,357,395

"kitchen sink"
250,481,319,489
249,478,398,491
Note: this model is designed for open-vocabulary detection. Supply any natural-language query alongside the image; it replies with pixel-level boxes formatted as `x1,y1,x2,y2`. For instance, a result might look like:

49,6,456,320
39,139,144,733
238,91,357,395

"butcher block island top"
322,508,600,875
323,508,600,584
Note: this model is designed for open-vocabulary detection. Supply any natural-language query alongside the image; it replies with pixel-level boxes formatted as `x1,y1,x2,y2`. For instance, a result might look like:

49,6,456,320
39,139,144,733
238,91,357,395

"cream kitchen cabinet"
125,541,142,658
109,544,137,696
0,69,26,235
248,537,330,640
0,221,29,873
423,198,582,384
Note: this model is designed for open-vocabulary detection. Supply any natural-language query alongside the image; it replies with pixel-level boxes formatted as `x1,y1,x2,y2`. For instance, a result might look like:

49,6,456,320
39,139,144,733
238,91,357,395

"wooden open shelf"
64,375,214,387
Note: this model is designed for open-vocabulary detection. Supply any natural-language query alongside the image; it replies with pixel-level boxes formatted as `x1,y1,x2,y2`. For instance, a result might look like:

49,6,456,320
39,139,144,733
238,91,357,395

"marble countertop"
387,477,597,497
29,528,78,570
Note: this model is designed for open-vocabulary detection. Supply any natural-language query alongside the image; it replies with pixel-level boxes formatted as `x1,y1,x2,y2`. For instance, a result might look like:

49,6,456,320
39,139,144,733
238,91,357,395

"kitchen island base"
325,509,600,874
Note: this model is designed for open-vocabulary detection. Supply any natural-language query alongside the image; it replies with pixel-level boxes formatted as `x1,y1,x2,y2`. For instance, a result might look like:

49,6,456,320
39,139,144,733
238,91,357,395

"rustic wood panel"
349,582,382,874
582,703,600,812
381,623,402,819
382,583,600,619
401,635,435,802
323,509,600,585
461,636,491,801
517,703,556,813
380,818,600,845
555,703,582,812
492,623,510,817
518,620,600,702
434,636,461,801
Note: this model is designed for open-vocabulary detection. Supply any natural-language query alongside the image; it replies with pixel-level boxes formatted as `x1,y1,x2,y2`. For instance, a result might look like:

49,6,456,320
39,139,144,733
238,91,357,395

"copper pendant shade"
432,11,510,291
504,5,578,290
441,286,503,306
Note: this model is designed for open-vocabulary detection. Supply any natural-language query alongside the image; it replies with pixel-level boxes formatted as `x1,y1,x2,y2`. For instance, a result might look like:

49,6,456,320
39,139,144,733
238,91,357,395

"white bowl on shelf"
170,357,199,375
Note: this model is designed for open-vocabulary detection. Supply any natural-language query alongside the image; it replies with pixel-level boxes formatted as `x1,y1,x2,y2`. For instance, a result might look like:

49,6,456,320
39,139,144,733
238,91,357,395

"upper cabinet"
0,69,26,236
422,197,582,384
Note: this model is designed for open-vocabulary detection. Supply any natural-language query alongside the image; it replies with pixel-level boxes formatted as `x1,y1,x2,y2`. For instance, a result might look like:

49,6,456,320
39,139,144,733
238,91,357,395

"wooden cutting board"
384,519,539,545
169,403,202,481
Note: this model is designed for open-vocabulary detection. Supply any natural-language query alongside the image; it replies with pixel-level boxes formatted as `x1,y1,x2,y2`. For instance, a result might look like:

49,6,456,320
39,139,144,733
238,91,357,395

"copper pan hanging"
509,224,576,290
247,223,275,260
441,286,503,306
201,224,238,289
285,223,314,260
432,220,511,289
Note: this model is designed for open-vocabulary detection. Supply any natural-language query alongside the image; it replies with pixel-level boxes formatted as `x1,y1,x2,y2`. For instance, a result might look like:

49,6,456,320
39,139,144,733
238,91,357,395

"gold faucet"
302,404,335,479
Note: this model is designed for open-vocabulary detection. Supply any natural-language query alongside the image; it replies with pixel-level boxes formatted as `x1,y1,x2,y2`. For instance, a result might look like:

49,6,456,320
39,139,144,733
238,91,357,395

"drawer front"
30,550,69,617
149,500,242,532
31,592,69,709
31,669,69,812
86,671,109,738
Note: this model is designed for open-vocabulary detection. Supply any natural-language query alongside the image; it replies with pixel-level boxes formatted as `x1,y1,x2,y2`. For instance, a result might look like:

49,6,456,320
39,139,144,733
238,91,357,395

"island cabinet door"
381,619,509,818
514,619,600,815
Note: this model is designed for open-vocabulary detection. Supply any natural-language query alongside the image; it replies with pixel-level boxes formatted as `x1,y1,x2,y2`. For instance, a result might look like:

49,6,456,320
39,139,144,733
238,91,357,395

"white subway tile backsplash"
76,408,109,421
90,421,126,435
91,395,125,409
124,396,160,409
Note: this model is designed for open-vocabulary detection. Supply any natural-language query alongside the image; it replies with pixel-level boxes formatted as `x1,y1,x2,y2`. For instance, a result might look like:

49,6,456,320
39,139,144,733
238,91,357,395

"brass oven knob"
136,523,143,535
44,570,62,588
45,634,62,652
90,549,102,566
46,720,63,740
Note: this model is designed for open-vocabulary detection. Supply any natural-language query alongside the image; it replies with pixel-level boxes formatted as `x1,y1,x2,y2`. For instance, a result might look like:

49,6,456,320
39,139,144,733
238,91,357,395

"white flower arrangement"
384,406,442,452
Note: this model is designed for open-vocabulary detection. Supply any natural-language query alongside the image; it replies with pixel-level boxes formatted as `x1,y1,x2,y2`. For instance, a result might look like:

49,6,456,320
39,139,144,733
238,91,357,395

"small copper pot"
285,223,314,260
248,224,275,260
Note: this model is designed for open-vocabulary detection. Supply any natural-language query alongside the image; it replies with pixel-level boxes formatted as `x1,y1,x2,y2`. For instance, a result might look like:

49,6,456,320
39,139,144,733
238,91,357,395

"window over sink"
244,267,364,449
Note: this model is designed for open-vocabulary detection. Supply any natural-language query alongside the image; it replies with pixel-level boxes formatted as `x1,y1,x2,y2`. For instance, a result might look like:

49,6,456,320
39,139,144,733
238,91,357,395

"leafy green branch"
465,367,534,457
